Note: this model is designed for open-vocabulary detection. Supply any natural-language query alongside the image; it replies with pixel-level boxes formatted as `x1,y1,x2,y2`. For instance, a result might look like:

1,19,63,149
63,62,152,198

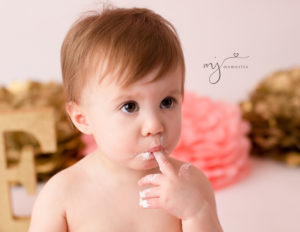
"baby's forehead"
82,62,183,103
80,65,183,107
100,64,182,87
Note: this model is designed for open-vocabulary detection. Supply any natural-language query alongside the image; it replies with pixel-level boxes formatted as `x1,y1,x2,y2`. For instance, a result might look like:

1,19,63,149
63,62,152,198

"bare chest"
65,186,182,232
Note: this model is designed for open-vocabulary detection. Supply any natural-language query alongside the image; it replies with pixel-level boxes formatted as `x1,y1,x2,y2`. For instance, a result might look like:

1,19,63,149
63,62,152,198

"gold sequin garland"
240,68,300,166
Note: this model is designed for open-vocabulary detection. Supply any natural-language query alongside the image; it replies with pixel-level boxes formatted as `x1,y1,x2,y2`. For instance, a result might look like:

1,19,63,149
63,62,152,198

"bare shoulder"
34,155,87,205
29,156,88,232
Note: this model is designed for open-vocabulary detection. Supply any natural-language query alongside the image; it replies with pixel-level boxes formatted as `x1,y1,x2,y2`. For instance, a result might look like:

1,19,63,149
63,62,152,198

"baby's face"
81,65,183,171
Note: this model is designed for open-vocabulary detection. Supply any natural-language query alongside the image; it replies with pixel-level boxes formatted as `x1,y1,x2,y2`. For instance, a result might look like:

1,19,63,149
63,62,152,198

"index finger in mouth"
153,151,177,177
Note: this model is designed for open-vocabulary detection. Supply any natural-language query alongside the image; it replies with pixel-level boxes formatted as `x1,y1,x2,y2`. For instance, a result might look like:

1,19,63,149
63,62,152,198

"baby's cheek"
109,128,136,157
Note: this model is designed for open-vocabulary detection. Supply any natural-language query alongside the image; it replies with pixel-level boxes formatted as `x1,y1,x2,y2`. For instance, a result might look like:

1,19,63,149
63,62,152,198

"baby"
29,6,223,232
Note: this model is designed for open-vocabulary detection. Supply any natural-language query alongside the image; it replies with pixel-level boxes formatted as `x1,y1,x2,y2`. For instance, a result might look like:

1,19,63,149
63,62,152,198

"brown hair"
61,6,185,103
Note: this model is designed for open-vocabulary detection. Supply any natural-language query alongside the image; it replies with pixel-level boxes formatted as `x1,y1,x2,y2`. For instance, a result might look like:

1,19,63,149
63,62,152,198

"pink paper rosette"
171,91,251,190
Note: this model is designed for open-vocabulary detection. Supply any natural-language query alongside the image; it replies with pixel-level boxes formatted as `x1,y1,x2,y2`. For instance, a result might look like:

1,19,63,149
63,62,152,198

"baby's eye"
161,96,177,109
121,101,138,113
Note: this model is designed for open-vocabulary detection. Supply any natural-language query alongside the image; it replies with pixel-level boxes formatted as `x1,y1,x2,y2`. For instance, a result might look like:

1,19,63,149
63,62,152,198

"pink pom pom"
171,91,252,190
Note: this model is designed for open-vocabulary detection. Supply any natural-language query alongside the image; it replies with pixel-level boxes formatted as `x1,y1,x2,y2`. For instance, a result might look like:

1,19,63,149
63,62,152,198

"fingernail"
139,198,149,208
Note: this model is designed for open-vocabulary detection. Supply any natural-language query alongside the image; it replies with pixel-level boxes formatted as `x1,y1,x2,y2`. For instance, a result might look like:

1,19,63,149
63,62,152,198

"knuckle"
161,194,170,206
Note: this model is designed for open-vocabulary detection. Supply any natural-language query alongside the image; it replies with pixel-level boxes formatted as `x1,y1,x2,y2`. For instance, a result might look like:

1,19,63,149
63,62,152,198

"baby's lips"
147,145,163,153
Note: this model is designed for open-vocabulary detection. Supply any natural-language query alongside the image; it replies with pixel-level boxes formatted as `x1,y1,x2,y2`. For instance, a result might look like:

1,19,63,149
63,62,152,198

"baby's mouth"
136,151,155,160
137,135,164,161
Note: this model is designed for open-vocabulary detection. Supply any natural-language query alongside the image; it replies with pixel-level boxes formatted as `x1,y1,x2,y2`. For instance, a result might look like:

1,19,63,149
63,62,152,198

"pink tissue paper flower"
171,91,251,190
79,90,252,190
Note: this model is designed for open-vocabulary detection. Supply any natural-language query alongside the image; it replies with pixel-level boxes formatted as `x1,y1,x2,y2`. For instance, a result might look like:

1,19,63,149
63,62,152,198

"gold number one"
0,108,57,232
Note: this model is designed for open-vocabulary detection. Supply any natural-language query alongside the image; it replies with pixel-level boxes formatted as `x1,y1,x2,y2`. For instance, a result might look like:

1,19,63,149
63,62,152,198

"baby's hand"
138,151,213,220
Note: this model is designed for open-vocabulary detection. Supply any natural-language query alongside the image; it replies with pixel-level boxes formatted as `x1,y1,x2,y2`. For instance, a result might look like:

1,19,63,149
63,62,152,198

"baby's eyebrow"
168,89,181,96
111,89,181,102
111,92,143,103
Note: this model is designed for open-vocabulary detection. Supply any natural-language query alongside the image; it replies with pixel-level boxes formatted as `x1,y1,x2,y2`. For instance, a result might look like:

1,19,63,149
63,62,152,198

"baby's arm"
181,201,223,232
28,172,68,232
180,170,223,232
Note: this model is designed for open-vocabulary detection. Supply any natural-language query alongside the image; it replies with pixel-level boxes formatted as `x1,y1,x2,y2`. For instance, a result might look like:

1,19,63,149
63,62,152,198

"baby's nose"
141,112,164,137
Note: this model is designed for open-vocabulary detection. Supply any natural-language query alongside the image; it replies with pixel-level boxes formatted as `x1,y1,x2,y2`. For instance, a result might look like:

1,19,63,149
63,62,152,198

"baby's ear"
65,101,92,135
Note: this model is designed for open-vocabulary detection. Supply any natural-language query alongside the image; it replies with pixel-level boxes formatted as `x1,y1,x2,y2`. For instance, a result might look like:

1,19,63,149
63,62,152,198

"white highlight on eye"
139,198,149,208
